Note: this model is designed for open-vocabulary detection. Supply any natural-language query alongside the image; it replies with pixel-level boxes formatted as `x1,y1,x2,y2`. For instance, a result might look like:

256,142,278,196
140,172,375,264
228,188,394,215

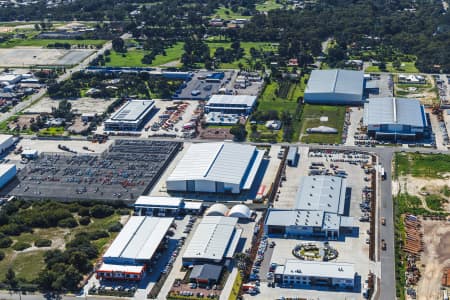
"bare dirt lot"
25,97,114,115
416,220,450,300
0,47,93,67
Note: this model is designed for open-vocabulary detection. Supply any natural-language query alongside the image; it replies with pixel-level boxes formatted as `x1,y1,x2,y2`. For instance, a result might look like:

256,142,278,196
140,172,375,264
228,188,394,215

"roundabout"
292,242,338,261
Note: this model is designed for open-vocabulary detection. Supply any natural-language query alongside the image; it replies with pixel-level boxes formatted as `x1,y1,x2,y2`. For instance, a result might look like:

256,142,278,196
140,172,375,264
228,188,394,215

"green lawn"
0,250,45,282
300,104,346,144
212,6,252,20
365,62,419,73
394,153,450,179
39,126,65,136
0,39,106,48
257,81,299,113
207,41,278,69
105,43,184,67
255,0,284,12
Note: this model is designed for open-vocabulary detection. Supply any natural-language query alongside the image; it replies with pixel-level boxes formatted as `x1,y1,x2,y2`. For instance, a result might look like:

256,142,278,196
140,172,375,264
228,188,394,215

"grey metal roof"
295,176,346,215
167,142,261,186
275,260,355,279
103,216,173,262
189,264,223,281
183,216,239,261
305,69,364,95
109,100,155,122
363,97,426,127
207,95,257,107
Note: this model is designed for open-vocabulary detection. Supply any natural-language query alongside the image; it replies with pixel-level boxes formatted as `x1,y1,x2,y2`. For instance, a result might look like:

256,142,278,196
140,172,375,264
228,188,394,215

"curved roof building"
228,204,251,219
205,203,229,216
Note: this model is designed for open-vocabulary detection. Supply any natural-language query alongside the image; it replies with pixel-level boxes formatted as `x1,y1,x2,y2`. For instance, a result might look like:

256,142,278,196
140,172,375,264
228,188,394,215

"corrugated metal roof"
103,216,173,262
276,260,355,279
167,142,260,185
97,263,144,274
265,209,324,227
134,196,183,208
295,176,346,214
109,100,155,121
305,69,364,95
183,216,239,261
363,97,425,127
207,95,257,107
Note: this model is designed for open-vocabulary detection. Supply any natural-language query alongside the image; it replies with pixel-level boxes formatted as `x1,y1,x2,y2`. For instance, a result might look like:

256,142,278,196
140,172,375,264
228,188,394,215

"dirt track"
416,220,450,300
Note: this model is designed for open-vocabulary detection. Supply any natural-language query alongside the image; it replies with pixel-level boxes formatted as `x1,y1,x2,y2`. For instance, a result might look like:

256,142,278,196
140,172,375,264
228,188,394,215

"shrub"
87,230,109,241
12,241,32,251
0,251,4,261
57,217,78,228
108,222,123,233
78,207,90,217
116,208,130,216
35,239,52,247
0,237,13,248
90,205,114,218
79,216,91,226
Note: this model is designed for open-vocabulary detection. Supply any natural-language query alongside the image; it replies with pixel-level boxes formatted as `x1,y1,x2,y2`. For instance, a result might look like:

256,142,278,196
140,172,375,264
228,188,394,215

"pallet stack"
403,214,423,255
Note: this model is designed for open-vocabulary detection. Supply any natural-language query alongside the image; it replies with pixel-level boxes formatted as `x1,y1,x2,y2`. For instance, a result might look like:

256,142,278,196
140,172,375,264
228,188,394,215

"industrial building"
205,95,257,115
182,216,241,266
295,176,347,214
304,69,365,105
264,176,353,239
286,146,299,167
274,260,356,289
0,164,17,190
104,100,155,131
363,97,428,140
133,196,203,216
189,264,223,285
0,134,15,154
96,216,173,281
166,142,264,194
264,209,353,239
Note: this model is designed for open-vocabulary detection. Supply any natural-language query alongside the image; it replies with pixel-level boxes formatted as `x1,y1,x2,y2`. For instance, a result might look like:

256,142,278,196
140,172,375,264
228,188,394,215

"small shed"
189,264,223,285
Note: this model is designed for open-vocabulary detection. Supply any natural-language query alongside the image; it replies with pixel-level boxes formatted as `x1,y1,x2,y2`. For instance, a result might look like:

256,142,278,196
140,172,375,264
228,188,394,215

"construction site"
4,140,182,202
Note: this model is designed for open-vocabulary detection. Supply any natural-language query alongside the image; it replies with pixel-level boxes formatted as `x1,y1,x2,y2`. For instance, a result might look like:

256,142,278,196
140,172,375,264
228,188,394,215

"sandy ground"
416,220,450,300
25,96,115,115
398,175,450,210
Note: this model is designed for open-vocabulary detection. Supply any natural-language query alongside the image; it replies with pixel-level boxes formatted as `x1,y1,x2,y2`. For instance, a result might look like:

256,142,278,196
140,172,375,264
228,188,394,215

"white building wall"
304,92,363,105
0,135,14,153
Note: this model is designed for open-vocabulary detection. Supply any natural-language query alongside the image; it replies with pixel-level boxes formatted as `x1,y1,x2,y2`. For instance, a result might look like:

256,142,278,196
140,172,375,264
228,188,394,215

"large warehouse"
205,95,257,115
104,99,155,131
264,176,353,239
0,134,15,154
304,69,365,105
363,97,428,140
274,260,356,289
96,216,173,281
166,142,265,194
0,164,17,190
182,216,241,266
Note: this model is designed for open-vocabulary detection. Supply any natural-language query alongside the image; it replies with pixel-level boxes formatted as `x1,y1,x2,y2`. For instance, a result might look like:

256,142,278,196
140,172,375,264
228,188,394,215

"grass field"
212,6,252,20
105,43,184,67
0,39,106,48
207,41,278,69
365,62,419,73
300,104,346,144
39,126,65,136
255,0,284,11
394,153,450,179
0,213,123,282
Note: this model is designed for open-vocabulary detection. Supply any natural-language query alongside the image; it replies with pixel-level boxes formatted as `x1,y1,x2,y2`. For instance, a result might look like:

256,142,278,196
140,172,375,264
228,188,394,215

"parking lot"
175,71,234,100
255,148,375,300
4,140,181,202
0,47,94,67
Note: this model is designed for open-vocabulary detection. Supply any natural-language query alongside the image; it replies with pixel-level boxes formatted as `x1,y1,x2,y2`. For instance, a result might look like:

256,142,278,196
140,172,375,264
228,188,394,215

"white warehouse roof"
167,142,263,186
134,196,183,208
103,216,173,263
305,69,364,96
183,216,240,262
205,203,229,216
363,97,427,128
295,176,347,215
228,204,251,219
207,95,257,107
275,260,355,279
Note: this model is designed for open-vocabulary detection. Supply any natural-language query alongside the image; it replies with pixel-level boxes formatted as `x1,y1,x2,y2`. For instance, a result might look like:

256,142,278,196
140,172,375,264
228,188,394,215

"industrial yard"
3,140,181,202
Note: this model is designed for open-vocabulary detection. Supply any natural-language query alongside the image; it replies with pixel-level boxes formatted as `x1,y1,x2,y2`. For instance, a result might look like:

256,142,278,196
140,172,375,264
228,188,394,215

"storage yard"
0,48,94,67
4,140,181,202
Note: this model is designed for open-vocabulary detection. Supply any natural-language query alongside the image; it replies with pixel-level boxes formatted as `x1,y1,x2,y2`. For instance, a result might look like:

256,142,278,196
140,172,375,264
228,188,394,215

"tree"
112,38,125,53
392,59,401,70
5,268,18,291
230,124,247,141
